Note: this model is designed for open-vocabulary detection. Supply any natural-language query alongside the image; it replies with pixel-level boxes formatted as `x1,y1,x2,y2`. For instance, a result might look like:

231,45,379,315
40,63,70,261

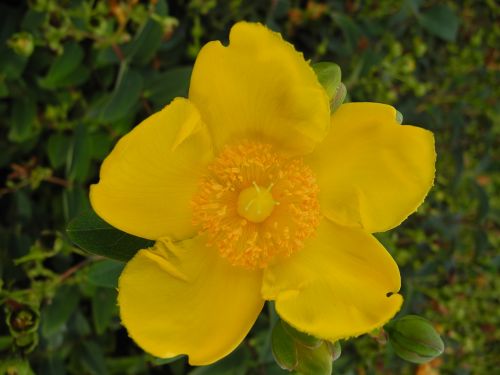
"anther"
191,141,320,269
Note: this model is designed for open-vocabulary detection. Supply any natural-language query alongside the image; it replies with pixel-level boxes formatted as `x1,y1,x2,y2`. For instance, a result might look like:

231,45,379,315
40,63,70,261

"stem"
59,258,95,282
111,43,125,62
45,176,71,188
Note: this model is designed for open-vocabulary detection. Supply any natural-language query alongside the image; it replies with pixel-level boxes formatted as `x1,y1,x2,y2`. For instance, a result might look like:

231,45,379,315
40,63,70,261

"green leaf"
188,347,251,375
41,284,80,337
89,131,113,161
92,287,117,335
125,0,167,65
99,66,143,123
66,208,154,262
150,355,184,366
106,356,148,374
15,190,32,219
144,66,192,110
0,4,28,79
418,4,459,42
47,133,70,169
80,341,109,375
56,64,90,87
0,48,28,79
331,13,363,52
70,311,91,337
67,123,92,182
0,335,12,351
62,185,91,222
8,97,39,143
87,260,124,288
21,9,45,32
38,41,85,89
0,80,8,98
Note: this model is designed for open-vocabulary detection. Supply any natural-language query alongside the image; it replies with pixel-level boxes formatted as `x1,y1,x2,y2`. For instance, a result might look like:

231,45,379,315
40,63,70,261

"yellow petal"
189,22,330,155
90,98,213,240
307,102,436,232
118,236,264,365
262,219,403,341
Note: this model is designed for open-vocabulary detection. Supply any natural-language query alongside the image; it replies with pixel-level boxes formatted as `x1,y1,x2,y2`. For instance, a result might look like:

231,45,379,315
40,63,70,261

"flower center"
237,182,277,223
192,141,321,269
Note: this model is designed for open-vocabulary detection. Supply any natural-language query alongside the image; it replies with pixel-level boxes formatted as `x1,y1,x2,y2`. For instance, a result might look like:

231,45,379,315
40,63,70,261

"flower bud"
0,357,35,375
312,62,347,113
7,306,39,335
312,62,341,100
330,82,347,113
7,32,34,57
14,332,39,354
327,340,341,361
396,110,403,124
271,319,334,374
386,315,444,364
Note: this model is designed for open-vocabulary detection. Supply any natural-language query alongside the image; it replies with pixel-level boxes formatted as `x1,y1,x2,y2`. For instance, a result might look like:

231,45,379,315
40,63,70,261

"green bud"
330,82,347,113
281,320,322,349
396,110,403,124
401,56,416,73
0,357,35,375
312,62,341,100
413,37,427,57
271,319,334,374
14,332,38,354
7,32,35,57
327,341,341,361
7,306,39,335
390,42,403,57
312,62,348,114
29,167,52,189
386,315,444,364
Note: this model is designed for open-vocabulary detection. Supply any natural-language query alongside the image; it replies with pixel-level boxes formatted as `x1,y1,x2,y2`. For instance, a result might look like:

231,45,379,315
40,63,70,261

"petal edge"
189,22,330,155
90,98,213,241
263,219,403,341
307,102,436,233
118,236,264,365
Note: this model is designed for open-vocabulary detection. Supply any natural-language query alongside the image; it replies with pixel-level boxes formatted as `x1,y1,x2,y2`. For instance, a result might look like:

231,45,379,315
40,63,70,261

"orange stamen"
191,142,321,269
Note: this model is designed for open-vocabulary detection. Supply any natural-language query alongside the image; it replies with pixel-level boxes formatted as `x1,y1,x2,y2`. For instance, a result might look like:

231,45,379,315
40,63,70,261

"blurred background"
0,0,498,374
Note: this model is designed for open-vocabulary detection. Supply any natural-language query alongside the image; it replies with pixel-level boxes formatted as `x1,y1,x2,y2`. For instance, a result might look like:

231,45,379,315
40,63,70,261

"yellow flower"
90,22,436,365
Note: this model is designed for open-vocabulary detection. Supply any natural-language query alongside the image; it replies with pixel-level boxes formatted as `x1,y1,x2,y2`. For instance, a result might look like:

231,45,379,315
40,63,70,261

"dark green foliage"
86,260,124,289
67,209,153,262
0,0,498,374
41,284,80,338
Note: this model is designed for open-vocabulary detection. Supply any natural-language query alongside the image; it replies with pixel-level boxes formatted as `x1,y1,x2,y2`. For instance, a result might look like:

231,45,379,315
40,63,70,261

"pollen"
191,141,321,269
